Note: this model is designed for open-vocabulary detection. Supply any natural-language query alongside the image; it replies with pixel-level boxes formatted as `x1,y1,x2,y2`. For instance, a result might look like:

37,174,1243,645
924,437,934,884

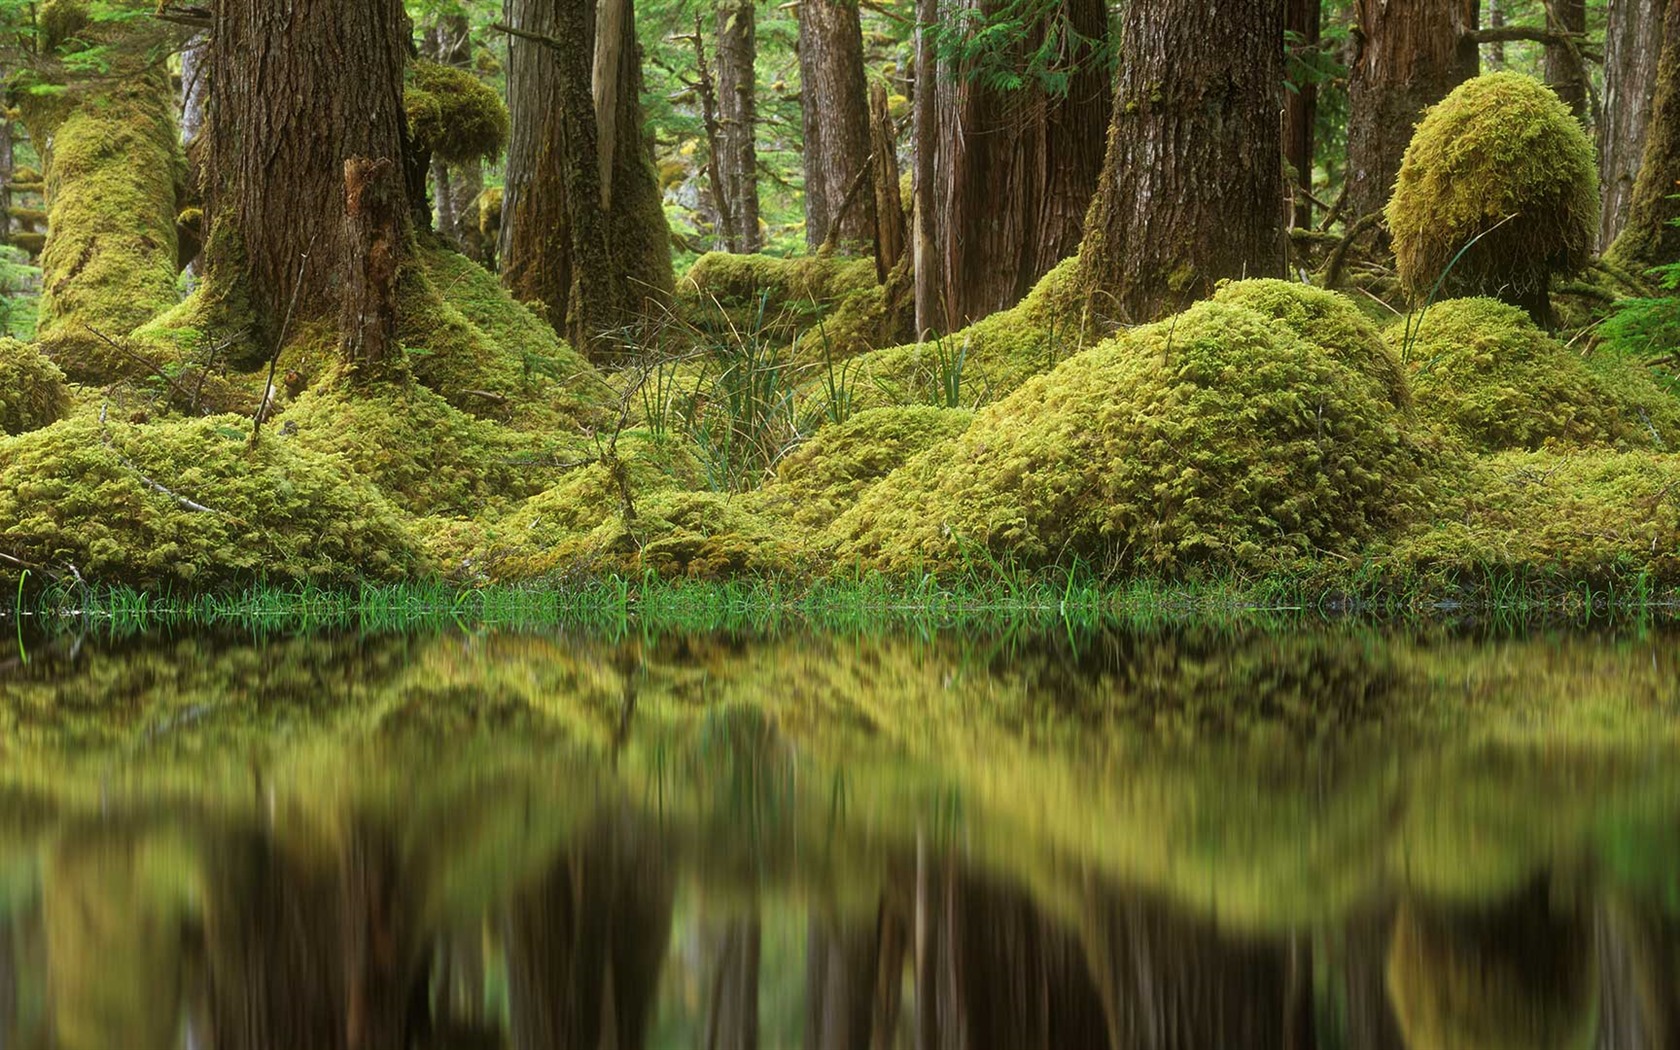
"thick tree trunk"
799,0,875,251
1285,0,1322,229
717,0,760,253
206,0,411,356
1601,0,1669,250
1345,0,1478,223
341,157,404,380
934,0,1115,327
1076,0,1286,325
1544,0,1589,120
598,0,676,319
1610,0,1680,271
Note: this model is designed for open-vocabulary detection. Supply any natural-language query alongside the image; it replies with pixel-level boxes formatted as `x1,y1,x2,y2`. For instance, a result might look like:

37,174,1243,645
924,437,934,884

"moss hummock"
405,60,510,166
1387,73,1598,323
0,338,69,435
1388,298,1680,452
0,415,422,586
830,300,1431,574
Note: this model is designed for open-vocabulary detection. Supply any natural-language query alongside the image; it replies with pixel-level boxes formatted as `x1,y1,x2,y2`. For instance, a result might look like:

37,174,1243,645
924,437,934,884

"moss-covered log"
1609,0,1680,273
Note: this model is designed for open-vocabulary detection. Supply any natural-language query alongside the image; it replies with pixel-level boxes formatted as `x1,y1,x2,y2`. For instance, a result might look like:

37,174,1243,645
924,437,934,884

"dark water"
3,623,1680,1048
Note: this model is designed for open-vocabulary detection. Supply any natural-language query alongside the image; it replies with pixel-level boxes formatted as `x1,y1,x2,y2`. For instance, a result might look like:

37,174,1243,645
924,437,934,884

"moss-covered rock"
749,406,973,532
830,300,1430,574
0,415,422,585
1210,279,1411,410
0,338,69,435
405,60,510,165
1388,298,1680,451
1387,73,1598,322
1391,449,1680,580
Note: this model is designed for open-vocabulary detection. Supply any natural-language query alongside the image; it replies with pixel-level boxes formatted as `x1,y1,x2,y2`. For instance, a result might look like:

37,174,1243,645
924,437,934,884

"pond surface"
2,623,1680,1048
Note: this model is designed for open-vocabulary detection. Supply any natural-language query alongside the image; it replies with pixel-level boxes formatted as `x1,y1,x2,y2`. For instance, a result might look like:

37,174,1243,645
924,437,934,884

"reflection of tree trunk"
341,826,429,1049
806,915,877,1050
1603,898,1680,1046
705,915,761,1050
1336,909,1407,1050
505,816,674,1050
1081,886,1293,1049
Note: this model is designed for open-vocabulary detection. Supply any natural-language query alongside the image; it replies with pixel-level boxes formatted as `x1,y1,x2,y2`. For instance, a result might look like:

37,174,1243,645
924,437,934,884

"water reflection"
0,624,1678,1047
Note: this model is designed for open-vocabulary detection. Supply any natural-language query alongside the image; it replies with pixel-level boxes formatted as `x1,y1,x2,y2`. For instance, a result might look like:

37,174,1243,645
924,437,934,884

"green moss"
280,381,587,518
847,257,1088,408
0,415,422,586
37,0,89,50
1211,279,1411,410
405,60,510,166
749,406,973,532
679,252,878,331
1387,73,1598,319
32,70,182,382
0,338,69,435
1390,449,1680,580
1388,298,1680,451
830,300,1430,574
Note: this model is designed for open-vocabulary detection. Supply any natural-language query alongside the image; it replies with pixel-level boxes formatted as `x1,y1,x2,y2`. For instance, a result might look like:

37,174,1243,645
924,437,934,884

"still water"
2,623,1679,1048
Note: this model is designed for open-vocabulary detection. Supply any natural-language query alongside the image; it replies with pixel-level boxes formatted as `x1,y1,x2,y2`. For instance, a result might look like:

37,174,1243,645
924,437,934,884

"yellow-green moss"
749,406,973,532
37,0,89,50
678,252,879,339
279,381,588,518
1211,279,1411,410
0,338,69,435
1390,449,1680,579
0,415,422,585
1388,298,1680,451
830,300,1430,574
848,256,1088,409
32,70,182,382
1387,73,1598,313
405,60,510,165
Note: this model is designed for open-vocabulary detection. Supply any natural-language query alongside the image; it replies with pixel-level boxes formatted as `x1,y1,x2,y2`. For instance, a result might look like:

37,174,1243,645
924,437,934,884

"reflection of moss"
0,415,423,586
0,338,68,435
832,300,1428,574
1390,298,1680,452
1387,74,1597,320
1387,891,1597,1050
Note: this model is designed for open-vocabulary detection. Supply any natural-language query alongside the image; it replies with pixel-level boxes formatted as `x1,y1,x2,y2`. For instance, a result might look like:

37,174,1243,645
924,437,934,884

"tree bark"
911,0,942,335
869,82,905,280
1345,0,1479,223
1076,0,1286,325
341,157,404,380
1610,0,1680,271
181,32,209,145
1544,0,1589,120
206,0,412,355
598,0,676,319
1600,0,1668,250
1285,0,1322,229
717,0,761,252
799,0,875,251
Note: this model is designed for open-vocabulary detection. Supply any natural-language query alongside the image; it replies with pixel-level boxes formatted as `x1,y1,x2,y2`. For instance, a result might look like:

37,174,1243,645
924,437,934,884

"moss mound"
0,338,69,435
830,300,1429,573
1387,73,1597,316
678,253,879,345
280,382,587,518
749,406,973,532
32,73,181,382
849,256,1088,409
405,60,510,165
1388,298,1680,451
1210,279,1410,410
1391,449,1680,580
0,416,421,586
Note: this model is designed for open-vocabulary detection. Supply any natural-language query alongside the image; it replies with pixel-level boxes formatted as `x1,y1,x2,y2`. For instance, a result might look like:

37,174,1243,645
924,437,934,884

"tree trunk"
181,32,209,145
0,118,11,246
206,0,412,357
799,0,875,251
1544,0,1589,121
598,0,676,319
717,0,760,252
1610,0,1680,272
341,157,404,380
911,0,942,335
1076,0,1286,325
1285,0,1322,229
1487,0,1508,68
869,82,905,280
424,14,487,260
1345,0,1478,223
1601,0,1668,250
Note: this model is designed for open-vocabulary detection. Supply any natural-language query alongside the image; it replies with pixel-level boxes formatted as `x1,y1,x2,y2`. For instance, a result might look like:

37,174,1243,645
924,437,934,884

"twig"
490,21,565,49
99,403,220,514
81,323,197,407
1322,210,1385,289
253,242,314,441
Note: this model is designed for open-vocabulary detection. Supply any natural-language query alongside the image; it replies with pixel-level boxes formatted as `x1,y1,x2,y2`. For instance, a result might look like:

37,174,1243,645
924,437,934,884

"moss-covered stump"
829,300,1431,574
0,416,422,586
29,73,182,382
748,406,973,532
677,252,880,346
0,338,69,435
1387,73,1598,325
405,60,510,166
1391,450,1680,580
847,257,1088,410
1389,298,1680,452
